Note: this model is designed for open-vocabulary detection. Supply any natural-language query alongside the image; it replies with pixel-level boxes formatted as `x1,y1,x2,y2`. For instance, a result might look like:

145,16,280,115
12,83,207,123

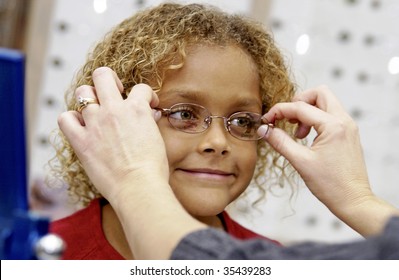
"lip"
177,168,235,180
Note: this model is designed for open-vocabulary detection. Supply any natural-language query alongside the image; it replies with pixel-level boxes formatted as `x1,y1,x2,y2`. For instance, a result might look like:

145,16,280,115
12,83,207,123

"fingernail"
257,125,269,139
152,109,162,121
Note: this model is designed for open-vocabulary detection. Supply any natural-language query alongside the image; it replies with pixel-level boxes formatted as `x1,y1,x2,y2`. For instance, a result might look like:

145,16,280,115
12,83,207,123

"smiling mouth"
177,168,234,180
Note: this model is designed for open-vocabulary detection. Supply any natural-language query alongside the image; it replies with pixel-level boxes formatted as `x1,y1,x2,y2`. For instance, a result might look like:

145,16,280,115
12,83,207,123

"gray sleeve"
170,217,399,260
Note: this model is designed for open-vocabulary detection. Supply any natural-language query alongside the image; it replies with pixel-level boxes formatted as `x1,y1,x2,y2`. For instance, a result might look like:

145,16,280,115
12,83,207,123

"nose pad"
206,116,229,132
203,116,212,130
202,117,230,143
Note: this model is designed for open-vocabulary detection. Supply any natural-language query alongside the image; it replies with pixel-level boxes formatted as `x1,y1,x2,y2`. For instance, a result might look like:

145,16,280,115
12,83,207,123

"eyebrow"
159,89,262,110
158,89,204,104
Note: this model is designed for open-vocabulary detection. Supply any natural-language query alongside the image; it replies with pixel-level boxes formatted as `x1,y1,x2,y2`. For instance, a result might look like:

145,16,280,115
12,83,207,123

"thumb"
258,125,310,169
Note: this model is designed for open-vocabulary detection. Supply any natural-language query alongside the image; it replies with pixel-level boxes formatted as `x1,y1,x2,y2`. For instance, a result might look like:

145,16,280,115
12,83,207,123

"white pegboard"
29,0,399,243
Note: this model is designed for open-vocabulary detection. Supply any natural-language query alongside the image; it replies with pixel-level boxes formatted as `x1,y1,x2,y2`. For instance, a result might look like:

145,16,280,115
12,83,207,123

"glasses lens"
228,112,263,140
168,103,208,133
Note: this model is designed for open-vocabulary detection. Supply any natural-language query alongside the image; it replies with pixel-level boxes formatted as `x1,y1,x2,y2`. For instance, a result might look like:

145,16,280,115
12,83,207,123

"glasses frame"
155,103,273,141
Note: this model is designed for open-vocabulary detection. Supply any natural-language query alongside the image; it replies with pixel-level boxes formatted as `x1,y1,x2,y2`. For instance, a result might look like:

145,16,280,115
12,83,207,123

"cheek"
158,123,185,166
242,142,258,163
164,139,184,165
239,144,258,179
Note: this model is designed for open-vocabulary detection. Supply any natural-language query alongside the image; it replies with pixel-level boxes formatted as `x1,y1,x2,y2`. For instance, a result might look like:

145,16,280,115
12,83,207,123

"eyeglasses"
155,103,272,141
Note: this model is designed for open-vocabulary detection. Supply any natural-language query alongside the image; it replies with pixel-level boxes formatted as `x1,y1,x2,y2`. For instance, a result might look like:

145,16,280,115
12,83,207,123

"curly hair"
49,2,297,206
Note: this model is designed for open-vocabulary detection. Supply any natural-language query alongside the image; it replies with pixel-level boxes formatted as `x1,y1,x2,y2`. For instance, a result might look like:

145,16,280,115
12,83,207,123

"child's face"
157,45,261,219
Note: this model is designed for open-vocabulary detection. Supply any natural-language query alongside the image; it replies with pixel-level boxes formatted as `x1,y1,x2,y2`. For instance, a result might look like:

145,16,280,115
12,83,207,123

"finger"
92,67,124,103
57,111,86,147
127,83,159,110
293,86,346,115
75,85,98,101
75,85,100,120
263,101,333,135
259,125,311,169
262,109,312,139
152,109,162,122
150,91,160,108
295,122,312,139
75,86,100,127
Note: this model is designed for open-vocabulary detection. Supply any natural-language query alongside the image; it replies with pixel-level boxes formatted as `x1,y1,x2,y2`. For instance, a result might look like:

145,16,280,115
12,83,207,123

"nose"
197,117,231,156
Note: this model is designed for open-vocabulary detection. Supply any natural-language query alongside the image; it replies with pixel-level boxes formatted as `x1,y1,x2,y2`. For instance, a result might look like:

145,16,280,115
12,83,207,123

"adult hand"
57,67,169,203
258,86,397,236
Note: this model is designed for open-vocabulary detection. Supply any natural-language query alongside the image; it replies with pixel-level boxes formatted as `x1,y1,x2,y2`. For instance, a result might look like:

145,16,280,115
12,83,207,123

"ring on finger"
76,96,99,113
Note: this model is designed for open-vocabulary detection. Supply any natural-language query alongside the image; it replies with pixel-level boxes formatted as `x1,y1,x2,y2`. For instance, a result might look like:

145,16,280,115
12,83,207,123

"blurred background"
1,0,398,244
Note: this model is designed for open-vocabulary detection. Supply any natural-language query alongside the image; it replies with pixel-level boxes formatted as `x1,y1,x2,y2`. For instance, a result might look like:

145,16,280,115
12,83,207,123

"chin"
188,207,225,218
181,198,229,217
170,181,243,217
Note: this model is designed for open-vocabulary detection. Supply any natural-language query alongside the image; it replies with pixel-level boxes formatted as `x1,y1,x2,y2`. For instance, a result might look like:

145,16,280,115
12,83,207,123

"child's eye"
171,110,194,120
169,106,201,121
230,116,253,128
231,117,252,127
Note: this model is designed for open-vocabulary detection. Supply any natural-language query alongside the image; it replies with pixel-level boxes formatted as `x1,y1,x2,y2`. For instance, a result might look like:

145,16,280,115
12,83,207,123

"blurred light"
388,56,399,75
296,34,310,55
93,0,107,14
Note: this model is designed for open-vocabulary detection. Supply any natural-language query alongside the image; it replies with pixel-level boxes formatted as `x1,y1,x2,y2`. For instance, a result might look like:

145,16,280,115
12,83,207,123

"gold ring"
77,96,98,113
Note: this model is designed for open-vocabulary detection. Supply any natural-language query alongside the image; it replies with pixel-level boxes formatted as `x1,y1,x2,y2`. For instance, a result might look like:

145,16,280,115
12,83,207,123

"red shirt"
51,198,279,259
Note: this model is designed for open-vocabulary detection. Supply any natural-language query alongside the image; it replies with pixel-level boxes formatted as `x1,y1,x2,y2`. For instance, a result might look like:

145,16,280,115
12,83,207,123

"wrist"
107,175,207,259
100,161,169,204
331,192,398,236
107,170,170,209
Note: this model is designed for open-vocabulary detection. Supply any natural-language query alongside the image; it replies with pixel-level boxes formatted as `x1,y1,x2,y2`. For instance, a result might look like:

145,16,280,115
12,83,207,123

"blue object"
0,48,50,259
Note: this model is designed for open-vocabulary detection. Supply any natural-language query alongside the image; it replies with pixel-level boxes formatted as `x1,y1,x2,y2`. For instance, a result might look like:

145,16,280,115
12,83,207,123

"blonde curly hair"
50,3,297,207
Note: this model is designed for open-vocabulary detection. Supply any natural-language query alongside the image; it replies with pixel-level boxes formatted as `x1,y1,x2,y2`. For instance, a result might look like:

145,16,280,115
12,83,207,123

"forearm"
331,194,399,237
172,216,399,260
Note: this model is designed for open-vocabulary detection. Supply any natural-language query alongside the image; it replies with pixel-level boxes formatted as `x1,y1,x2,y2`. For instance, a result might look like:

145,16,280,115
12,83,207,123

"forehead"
159,44,261,111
